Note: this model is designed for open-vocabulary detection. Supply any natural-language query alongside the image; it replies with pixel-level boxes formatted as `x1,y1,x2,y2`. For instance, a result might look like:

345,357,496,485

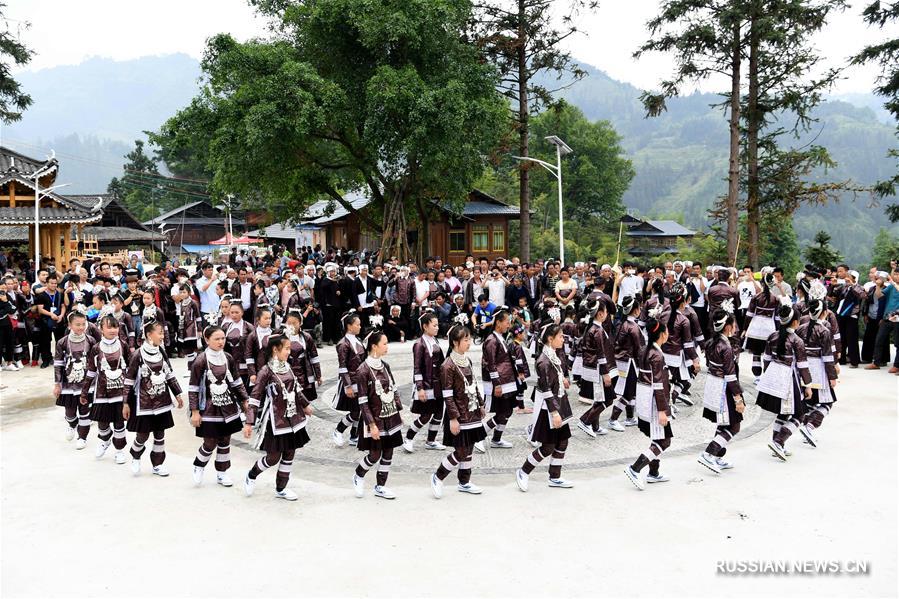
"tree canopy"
152,0,507,261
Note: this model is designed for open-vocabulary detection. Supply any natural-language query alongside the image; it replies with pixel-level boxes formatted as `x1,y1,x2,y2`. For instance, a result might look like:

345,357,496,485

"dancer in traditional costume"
54,310,95,449
624,307,673,490
576,298,616,438
123,319,183,476
331,310,366,447
403,311,446,452
81,314,130,463
430,324,487,498
796,298,839,448
189,325,250,488
475,307,517,452
516,324,575,491
351,330,403,500
743,272,780,381
284,309,322,402
607,294,643,431
243,334,313,501
697,307,745,474
755,301,812,461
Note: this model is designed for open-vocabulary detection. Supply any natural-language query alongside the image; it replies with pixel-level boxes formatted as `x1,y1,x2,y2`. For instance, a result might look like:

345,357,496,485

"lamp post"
513,135,572,266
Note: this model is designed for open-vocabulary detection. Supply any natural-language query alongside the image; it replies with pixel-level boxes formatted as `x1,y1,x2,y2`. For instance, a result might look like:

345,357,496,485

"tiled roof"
0,206,102,225
0,146,58,178
247,221,304,239
82,226,166,241
300,191,372,224
626,220,696,237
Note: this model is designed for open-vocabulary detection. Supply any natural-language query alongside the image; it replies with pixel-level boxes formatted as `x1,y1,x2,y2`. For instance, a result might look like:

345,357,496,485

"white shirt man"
618,270,643,305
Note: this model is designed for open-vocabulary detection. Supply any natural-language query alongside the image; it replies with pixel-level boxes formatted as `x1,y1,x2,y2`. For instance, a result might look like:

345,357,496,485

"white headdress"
809,280,827,301
720,297,735,315
368,314,384,328
647,304,664,320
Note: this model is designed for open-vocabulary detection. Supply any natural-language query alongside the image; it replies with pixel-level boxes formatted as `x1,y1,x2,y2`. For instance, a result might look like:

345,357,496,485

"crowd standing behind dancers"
1,244,897,498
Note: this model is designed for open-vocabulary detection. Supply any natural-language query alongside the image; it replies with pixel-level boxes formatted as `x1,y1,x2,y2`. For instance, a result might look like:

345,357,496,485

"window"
449,230,466,252
472,225,489,253
492,227,505,252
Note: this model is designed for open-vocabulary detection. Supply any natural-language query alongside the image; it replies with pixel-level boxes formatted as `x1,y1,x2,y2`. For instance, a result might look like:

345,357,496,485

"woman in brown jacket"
242,335,313,502
351,330,404,500
756,301,813,461
516,323,575,492
624,308,673,491
189,325,249,488
430,324,487,499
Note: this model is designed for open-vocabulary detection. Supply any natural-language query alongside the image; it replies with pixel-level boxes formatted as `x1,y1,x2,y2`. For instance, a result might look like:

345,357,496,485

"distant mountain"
544,63,899,266
4,54,896,265
3,54,202,193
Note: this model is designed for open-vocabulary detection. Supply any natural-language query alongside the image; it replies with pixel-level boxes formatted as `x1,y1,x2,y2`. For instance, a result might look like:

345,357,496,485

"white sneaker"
678,393,694,406
715,457,734,470
430,473,443,499
65,425,76,441
94,440,110,459
152,465,170,477
114,450,126,465
353,474,365,498
577,395,593,405
577,420,596,439
3,363,17,371
645,472,670,483
458,482,482,494
402,438,415,453
348,437,358,447
473,441,487,454
595,426,609,436
373,485,396,500
490,439,513,449
698,452,722,474
768,441,787,461
424,441,446,450
193,466,205,486
548,478,574,488
331,429,346,447
753,376,761,386
623,417,638,427
131,458,141,476
624,466,645,491
75,438,87,450
799,424,817,448
515,468,529,492
216,472,234,487
244,474,256,497
14,360,23,369
528,438,540,448
607,420,625,432
274,488,298,501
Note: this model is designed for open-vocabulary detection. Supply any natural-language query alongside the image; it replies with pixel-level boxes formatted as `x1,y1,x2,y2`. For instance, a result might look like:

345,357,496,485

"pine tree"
803,230,843,268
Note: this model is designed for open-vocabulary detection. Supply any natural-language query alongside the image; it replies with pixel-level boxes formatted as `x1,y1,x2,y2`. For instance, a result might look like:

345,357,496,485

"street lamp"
158,224,173,258
513,135,572,266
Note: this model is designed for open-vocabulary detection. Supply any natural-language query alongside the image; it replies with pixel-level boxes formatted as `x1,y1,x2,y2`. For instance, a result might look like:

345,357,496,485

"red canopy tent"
209,234,264,245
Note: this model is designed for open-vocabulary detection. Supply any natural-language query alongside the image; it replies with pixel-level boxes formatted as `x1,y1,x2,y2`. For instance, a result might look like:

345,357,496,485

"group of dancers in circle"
51,269,840,500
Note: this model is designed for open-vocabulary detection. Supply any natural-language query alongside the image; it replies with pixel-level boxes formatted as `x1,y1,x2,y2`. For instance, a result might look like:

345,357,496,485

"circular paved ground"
232,341,770,473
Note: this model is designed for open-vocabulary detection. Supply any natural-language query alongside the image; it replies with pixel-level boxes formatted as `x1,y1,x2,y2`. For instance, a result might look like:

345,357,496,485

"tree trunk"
415,197,430,266
381,189,411,264
516,0,531,263
726,20,742,265
746,6,761,270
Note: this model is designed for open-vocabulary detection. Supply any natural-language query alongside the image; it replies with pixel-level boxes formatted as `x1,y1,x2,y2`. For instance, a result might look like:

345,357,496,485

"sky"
5,0,896,96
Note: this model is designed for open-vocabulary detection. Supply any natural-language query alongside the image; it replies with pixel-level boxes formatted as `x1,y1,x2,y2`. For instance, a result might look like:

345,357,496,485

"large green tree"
471,0,598,261
528,101,634,222
153,0,507,262
636,0,744,262
742,0,847,268
0,2,33,123
853,1,899,221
